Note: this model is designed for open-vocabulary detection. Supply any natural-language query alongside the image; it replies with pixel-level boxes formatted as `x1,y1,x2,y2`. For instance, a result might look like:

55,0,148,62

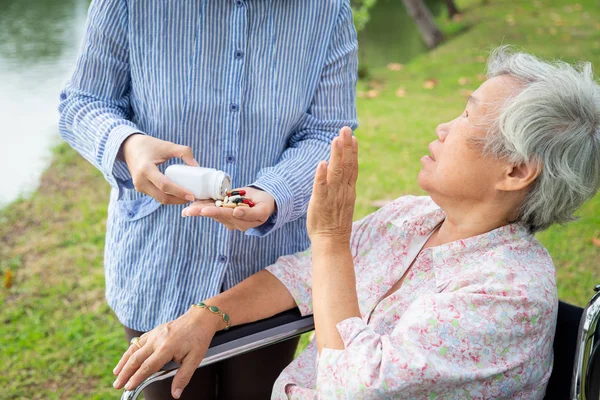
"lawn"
1,0,599,398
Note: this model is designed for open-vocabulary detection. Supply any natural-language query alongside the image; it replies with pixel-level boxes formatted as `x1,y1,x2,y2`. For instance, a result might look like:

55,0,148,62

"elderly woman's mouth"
424,144,436,162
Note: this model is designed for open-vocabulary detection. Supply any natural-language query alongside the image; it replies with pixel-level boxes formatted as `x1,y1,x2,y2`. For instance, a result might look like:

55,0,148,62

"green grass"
2,0,600,398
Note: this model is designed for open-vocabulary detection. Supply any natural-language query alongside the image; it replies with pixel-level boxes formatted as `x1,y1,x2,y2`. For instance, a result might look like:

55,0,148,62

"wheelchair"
122,284,600,400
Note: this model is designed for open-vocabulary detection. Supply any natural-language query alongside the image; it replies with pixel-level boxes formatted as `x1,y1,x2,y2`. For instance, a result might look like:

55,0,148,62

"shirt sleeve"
315,291,555,398
58,0,142,199
247,1,358,237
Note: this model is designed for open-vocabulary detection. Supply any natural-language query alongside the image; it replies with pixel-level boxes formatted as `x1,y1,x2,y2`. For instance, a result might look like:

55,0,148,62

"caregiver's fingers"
144,184,189,205
124,351,172,392
231,201,270,223
181,200,214,216
198,209,238,230
146,167,195,203
114,345,154,389
171,353,203,399
327,136,343,186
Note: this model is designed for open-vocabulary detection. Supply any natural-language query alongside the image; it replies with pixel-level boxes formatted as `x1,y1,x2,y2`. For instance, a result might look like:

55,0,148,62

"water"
0,0,439,207
0,0,89,206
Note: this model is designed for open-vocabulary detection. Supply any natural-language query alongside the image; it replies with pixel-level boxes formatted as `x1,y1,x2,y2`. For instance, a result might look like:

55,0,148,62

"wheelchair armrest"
121,308,314,400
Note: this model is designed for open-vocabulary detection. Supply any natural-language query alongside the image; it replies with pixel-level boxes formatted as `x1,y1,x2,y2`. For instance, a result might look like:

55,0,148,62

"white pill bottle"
165,165,231,200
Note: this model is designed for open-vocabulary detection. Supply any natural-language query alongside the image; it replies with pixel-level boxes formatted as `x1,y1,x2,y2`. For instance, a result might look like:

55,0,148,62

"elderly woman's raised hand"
307,127,358,247
112,307,222,399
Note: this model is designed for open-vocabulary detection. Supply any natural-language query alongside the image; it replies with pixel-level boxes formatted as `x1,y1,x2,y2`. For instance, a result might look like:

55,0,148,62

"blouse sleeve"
315,290,555,398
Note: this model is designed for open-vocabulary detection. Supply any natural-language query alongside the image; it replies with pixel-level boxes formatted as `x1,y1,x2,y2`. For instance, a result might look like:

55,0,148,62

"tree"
444,0,461,19
401,0,444,49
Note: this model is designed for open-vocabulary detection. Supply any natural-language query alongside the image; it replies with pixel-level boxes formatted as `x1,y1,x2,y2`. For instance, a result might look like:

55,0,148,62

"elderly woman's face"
418,75,521,204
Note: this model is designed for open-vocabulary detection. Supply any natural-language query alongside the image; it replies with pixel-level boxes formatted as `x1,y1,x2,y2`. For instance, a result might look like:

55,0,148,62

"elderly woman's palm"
307,127,358,244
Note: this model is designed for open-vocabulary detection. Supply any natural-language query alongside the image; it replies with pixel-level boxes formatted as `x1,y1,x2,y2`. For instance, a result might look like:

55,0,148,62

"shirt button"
229,103,239,112
218,255,228,263
226,155,235,164
235,0,244,7
234,49,244,59
127,211,134,218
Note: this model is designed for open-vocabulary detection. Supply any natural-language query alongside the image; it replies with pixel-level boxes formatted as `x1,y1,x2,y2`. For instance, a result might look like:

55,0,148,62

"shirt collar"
390,200,533,292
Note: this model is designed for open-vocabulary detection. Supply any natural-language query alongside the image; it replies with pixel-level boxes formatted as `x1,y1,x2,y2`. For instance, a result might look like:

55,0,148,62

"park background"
1,0,599,398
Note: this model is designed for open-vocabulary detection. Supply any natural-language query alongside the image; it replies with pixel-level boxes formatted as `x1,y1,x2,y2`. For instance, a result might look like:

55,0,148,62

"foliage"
352,0,378,31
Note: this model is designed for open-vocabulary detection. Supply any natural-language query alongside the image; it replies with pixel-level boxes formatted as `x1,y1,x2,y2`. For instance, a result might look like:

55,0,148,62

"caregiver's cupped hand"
121,134,199,205
181,186,276,231
307,126,358,246
112,306,223,399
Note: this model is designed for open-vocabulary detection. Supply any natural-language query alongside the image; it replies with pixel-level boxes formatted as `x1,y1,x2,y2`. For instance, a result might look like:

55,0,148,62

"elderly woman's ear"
496,160,543,192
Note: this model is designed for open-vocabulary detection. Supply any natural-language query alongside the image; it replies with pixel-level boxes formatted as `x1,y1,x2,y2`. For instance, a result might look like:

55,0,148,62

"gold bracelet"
193,302,230,330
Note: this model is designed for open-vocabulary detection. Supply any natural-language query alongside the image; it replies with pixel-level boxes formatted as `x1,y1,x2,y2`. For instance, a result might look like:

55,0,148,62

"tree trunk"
402,0,444,49
444,0,460,19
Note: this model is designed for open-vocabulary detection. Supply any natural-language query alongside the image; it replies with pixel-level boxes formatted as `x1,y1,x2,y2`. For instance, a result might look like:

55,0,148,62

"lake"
0,0,441,207
0,0,89,206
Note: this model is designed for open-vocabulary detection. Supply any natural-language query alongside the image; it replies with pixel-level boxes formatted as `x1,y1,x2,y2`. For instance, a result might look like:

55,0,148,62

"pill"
222,203,237,209
215,200,223,207
227,190,246,196
242,199,255,207
237,203,250,208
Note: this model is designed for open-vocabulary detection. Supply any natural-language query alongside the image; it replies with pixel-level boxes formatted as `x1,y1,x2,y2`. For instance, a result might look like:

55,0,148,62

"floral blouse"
266,196,557,399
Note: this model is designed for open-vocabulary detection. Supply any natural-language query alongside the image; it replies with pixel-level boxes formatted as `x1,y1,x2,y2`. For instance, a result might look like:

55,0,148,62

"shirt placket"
218,0,248,285
224,0,247,181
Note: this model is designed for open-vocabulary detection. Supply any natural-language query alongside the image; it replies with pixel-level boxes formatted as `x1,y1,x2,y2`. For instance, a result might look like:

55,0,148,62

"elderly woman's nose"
436,123,450,141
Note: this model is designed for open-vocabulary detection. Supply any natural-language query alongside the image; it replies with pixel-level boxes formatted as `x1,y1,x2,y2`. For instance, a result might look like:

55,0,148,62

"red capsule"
226,189,247,196
242,198,255,207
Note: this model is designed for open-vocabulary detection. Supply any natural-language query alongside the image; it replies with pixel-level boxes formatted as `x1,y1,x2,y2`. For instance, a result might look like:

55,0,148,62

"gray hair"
480,45,600,233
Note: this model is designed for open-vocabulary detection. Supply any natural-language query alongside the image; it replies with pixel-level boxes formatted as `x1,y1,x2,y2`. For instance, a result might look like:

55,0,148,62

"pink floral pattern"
267,196,557,399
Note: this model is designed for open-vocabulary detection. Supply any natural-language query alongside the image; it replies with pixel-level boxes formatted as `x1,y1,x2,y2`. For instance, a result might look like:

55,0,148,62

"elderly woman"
113,47,600,399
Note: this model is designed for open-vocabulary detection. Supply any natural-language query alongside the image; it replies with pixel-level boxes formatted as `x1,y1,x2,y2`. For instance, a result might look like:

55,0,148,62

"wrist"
119,133,144,162
310,237,351,255
189,302,230,331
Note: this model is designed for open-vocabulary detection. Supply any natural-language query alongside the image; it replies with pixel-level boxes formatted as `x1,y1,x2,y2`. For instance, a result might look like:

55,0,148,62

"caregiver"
58,1,358,399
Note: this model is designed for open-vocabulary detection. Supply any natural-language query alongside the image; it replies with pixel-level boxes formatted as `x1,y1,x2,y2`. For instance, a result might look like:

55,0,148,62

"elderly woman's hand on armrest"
111,268,298,399
112,301,222,397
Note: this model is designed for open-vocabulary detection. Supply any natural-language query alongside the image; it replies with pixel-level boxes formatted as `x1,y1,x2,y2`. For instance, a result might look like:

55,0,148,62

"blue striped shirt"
58,0,358,331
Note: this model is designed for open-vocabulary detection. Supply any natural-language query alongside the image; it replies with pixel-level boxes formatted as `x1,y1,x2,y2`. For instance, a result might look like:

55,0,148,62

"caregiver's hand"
121,134,199,205
307,127,358,246
112,307,222,399
181,187,276,231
